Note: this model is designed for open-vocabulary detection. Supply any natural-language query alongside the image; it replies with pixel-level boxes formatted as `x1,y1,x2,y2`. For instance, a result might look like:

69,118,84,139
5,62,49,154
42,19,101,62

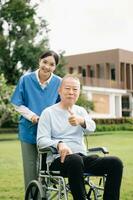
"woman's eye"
43,60,47,64
50,63,55,67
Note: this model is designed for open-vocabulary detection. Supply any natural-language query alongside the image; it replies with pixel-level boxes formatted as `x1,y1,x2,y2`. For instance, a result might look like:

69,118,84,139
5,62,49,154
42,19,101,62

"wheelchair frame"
25,146,109,200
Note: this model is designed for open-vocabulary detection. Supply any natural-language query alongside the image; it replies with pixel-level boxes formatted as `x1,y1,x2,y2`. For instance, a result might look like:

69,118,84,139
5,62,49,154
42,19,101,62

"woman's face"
39,55,56,77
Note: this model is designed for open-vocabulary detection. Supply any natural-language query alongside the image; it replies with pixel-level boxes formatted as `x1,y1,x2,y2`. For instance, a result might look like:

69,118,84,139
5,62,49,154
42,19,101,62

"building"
65,49,133,118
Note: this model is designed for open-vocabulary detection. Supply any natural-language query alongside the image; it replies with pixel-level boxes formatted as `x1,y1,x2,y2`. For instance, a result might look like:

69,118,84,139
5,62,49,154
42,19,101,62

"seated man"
37,74,123,200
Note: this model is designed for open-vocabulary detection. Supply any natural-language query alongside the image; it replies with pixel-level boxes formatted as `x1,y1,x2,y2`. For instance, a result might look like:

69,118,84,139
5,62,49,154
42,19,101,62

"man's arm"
68,107,96,132
37,110,61,149
37,109,73,163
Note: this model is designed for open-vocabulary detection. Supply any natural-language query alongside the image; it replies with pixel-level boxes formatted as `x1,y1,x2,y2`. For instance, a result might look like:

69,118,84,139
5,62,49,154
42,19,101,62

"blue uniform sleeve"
11,76,25,106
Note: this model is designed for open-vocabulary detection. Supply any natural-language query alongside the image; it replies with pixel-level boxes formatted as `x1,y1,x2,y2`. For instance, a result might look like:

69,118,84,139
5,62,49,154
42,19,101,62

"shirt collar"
35,69,53,86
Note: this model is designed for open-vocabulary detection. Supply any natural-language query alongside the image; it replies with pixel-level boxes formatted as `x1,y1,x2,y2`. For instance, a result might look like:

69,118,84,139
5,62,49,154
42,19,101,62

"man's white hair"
61,74,80,86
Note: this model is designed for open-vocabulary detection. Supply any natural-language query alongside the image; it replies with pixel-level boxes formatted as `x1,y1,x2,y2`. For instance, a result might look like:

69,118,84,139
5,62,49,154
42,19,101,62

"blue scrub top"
11,72,61,144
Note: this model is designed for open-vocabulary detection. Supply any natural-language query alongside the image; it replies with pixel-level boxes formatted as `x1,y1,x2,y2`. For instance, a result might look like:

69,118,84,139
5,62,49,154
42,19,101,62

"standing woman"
11,50,62,190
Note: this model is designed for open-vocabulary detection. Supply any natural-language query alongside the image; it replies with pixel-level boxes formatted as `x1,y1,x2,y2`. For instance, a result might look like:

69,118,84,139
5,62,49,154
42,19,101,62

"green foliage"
96,123,133,132
93,117,133,132
55,51,67,77
125,117,133,124
94,117,133,125
0,73,18,127
76,92,94,111
0,0,49,84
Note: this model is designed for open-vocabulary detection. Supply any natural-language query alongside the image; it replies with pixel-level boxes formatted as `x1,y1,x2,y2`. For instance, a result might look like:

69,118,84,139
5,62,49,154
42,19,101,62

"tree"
0,0,49,84
76,76,94,111
0,73,18,127
55,50,67,77
76,92,94,112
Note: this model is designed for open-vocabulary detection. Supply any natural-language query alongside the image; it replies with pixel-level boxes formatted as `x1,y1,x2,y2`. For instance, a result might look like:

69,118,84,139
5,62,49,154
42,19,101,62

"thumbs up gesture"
68,108,85,127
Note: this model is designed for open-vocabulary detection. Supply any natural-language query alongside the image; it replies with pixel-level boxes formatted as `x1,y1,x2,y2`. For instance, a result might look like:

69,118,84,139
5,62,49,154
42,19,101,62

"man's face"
59,77,80,106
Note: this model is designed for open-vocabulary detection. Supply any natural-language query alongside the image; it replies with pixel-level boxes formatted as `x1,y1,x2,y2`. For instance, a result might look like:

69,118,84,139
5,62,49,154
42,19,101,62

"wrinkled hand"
68,108,85,127
58,142,72,163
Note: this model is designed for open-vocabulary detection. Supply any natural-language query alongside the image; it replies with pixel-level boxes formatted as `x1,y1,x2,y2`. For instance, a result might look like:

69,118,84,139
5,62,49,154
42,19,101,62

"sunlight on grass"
87,131,133,200
0,139,24,200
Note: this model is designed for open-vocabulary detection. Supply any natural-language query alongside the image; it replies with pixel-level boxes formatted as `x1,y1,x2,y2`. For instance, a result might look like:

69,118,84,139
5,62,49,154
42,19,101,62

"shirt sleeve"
37,110,59,149
13,104,39,121
79,107,96,133
11,76,25,106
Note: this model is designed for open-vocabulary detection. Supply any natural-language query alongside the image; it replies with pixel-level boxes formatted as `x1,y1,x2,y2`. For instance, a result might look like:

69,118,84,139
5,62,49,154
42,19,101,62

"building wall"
65,49,133,118
92,94,109,114
83,86,127,118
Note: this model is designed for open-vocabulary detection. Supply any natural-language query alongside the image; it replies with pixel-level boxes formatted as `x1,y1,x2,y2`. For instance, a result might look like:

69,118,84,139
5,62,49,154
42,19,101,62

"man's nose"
69,88,74,94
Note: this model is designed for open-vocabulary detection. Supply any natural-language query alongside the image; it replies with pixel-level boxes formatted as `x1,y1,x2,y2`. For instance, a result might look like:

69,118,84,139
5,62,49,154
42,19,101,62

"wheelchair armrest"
38,146,58,154
88,147,109,154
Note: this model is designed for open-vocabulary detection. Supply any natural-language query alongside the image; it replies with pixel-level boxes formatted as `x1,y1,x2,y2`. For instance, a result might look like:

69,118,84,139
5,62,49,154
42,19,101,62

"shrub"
76,93,94,111
94,117,133,125
0,74,19,127
96,123,133,132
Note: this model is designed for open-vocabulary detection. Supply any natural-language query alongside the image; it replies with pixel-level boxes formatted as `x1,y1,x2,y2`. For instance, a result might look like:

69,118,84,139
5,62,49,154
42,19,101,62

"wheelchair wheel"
25,180,46,200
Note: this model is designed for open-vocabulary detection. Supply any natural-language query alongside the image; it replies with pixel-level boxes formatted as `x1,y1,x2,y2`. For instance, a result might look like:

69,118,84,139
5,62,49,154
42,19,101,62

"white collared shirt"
35,69,53,89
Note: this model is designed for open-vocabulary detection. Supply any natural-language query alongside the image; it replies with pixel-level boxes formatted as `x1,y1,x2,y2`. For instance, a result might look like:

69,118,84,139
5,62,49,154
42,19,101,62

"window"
110,64,116,80
78,66,82,73
122,96,130,117
90,66,94,78
69,67,74,74
122,96,129,109
82,68,86,77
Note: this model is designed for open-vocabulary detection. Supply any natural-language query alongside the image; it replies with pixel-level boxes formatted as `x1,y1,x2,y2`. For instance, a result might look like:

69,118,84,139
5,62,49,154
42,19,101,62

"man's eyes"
65,87,78,91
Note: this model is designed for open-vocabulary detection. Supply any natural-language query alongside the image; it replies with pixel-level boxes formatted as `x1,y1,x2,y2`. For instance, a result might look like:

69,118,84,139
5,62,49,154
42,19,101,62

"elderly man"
37,74,123,200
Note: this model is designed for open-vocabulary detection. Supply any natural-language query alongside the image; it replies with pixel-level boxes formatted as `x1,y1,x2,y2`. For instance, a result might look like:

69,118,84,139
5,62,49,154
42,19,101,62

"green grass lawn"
0,134,24,200
87,131,133,200
0,131,133,200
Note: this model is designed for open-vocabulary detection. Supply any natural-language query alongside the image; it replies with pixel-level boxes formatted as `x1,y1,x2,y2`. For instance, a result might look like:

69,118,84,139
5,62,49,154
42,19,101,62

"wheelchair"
25,144,109,200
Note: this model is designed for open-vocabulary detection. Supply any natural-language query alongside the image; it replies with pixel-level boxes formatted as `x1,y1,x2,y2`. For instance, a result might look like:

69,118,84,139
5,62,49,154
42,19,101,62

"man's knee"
66,154,84,171
108,156,123,174
113,156,123,170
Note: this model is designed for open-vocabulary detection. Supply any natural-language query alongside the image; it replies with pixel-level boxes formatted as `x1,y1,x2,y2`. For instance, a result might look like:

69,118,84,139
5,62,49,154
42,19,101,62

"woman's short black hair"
39,50,59,65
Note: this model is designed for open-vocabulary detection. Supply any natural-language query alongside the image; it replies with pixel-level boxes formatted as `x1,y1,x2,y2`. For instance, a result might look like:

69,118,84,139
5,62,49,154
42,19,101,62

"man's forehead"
63,77,80,83
63,78,80,87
